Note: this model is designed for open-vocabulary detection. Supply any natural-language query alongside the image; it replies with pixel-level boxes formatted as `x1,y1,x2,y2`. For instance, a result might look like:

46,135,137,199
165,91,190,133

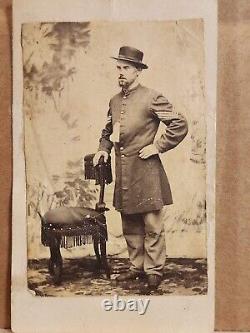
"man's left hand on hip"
139,144,159,159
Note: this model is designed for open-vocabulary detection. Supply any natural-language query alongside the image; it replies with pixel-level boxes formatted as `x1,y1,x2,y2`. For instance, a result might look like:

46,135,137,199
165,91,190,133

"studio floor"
27,257,207,296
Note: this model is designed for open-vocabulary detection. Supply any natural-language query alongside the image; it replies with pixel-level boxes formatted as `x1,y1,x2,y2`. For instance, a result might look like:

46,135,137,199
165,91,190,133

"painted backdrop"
22,20,206,259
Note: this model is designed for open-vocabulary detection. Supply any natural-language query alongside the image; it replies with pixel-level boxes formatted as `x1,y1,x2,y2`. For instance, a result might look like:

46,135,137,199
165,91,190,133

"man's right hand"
93,151,109,166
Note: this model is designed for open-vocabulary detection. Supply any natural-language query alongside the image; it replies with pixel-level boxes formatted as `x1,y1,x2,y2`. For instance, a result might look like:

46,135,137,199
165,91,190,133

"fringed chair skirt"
41,206,108,249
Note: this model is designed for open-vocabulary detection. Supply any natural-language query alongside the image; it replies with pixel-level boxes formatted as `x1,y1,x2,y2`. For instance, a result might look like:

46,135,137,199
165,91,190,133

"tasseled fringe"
60,235,93,248
84,165,96,180
41,233,94,248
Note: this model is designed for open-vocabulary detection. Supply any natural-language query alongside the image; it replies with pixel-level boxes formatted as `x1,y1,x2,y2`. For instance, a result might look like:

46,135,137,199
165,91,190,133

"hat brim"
111,56,148,69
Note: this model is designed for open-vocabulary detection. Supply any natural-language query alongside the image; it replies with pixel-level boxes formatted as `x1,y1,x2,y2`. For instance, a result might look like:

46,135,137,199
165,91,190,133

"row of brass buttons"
120,97,126,157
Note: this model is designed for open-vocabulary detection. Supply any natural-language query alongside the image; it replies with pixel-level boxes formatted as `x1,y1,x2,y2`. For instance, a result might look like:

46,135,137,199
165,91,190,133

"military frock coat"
98,84,188,214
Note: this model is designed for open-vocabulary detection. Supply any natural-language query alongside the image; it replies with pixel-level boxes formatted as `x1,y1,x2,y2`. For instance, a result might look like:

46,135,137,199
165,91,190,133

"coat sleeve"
150,94,188,153
98,104,113,154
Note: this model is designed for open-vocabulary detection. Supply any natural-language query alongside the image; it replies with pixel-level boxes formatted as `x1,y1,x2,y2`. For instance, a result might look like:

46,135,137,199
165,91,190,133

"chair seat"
41,206,107,248
43,206,105,226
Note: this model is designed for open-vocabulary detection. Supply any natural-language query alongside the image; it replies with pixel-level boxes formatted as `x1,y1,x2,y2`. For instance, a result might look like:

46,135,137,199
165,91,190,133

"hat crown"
118,46,144,62
111,46,148,69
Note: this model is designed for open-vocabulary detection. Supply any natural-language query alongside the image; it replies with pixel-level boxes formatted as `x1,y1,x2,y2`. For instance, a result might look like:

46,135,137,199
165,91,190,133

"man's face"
116,60,141,88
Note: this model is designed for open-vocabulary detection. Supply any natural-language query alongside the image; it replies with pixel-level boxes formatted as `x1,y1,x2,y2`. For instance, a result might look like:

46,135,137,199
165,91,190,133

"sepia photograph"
22,19,208,297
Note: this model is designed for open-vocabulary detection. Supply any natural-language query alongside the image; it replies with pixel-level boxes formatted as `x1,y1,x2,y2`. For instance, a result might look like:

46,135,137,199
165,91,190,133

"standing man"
93,46,188,290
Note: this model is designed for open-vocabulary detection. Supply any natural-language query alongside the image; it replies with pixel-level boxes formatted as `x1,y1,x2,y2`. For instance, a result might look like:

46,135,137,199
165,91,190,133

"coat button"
120,147,124,151
121,154,125,158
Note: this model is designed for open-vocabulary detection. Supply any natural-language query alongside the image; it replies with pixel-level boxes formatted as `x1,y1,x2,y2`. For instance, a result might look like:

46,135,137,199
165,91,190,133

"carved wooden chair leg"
100,239,110,279
49,236,63,285
93,236,102,273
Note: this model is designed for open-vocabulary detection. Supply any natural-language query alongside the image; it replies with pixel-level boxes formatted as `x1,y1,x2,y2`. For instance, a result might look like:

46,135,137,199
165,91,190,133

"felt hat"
111,46,148,69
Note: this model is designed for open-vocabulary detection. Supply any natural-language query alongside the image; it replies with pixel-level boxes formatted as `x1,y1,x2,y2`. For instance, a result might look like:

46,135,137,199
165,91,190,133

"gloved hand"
93,150,109,166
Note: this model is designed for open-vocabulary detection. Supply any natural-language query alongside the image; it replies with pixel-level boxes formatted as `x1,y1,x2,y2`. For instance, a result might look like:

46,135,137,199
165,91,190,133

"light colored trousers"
121,209,166,276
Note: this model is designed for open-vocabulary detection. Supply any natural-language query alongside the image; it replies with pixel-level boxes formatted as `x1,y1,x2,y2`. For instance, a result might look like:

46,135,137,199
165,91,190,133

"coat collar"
122,83,141,97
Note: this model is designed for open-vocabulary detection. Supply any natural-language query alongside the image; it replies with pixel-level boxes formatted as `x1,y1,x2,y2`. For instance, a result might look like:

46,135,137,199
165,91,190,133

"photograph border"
12,1,217,332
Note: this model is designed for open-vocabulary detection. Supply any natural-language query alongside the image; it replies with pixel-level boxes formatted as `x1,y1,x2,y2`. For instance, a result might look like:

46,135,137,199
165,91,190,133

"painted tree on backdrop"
22,22,97,214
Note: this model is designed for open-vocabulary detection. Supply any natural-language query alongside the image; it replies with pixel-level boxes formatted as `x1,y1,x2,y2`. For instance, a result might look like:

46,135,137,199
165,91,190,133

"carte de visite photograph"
23,19,207,297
